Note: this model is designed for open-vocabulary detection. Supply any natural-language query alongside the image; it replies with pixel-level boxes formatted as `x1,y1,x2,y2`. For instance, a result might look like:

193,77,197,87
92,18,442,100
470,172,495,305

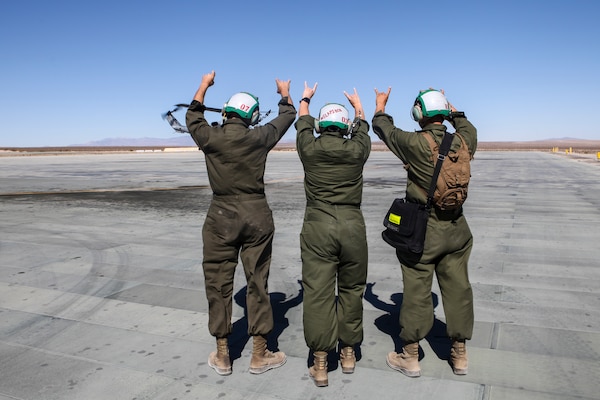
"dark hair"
422,114,445,124
225,111,251,126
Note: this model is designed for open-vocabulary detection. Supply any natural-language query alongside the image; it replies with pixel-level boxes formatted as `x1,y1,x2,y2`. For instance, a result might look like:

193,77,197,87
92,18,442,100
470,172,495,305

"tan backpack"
421,131,472,210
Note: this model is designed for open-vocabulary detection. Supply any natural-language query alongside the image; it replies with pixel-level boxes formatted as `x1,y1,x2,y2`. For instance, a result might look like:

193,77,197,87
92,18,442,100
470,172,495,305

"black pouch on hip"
382,198,430,266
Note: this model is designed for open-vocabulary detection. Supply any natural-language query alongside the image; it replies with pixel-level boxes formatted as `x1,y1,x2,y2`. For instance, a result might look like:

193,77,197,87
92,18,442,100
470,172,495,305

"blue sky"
1,1,598,147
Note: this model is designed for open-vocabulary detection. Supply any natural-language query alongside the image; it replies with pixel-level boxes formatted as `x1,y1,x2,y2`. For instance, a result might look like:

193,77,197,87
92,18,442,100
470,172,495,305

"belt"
213,193,265,201
432,207,463,221
306,200,360,209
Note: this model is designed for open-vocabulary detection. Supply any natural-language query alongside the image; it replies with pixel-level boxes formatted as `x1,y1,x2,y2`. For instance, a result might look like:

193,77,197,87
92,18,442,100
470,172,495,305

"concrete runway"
1,150,599,400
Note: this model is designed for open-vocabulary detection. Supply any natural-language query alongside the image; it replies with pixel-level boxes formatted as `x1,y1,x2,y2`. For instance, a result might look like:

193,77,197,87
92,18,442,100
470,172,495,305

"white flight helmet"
411,89,451,121
222,92,260,126
316,103,350,133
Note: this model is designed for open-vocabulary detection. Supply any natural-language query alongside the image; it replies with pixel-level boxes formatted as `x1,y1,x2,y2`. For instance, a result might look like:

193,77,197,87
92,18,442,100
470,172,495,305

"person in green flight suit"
372,87,477,377
295,81,371,387
185,70,296,376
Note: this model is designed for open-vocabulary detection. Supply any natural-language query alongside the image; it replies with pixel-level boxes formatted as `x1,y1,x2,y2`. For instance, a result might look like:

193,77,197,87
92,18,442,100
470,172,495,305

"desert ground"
2,138,600,156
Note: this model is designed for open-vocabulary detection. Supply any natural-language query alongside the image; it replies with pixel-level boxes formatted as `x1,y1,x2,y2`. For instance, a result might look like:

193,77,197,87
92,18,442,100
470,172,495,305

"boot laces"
341,347,354,359
217,339,229,355
452,342,466,356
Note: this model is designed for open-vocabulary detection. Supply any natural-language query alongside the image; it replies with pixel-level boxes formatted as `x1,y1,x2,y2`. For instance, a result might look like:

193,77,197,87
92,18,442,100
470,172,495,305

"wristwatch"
450,111,466,119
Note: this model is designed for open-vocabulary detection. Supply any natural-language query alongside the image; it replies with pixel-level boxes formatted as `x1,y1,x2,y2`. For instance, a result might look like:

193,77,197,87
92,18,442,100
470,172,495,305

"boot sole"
248,357,287,374
208,361,232,376
309,372,328,387
386,359,420,377
341,367,355,374
450,358,468,375
311,378,328,387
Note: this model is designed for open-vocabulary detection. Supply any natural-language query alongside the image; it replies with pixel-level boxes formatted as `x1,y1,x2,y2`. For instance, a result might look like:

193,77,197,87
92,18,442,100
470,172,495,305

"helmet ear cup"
411,103,423,121
249,107,260,126
314,117,321,133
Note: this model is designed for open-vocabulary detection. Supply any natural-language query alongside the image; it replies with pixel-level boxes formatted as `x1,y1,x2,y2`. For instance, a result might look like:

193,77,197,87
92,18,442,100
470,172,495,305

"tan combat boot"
340,346,355,374
208,337,232,376
249,335,287,374
450,339,468,375
386,342,421,377
309,351,328,387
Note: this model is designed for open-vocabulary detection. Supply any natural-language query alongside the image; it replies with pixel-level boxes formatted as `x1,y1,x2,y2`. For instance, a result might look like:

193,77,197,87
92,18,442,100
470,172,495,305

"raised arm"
343,88,365,120
299,81,318,117
276,78,293,105
374,86,392,114
192,70,216,104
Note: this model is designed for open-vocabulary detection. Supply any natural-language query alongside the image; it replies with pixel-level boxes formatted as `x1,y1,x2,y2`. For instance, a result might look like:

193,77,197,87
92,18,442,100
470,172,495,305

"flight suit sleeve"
350,118,371,161
295,114,316,156
260,97,297,150
450,116,478,156
185,100,211,149
372,111,416,163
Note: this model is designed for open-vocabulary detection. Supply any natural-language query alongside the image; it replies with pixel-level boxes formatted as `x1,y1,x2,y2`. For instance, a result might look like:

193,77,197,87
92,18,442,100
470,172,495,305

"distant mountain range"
74,136,198,147
74,136,599,148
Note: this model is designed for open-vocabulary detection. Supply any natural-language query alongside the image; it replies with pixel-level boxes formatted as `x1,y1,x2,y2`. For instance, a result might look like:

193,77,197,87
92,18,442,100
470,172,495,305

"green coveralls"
295,115,371,352
372,112,477,343
186,98,296,338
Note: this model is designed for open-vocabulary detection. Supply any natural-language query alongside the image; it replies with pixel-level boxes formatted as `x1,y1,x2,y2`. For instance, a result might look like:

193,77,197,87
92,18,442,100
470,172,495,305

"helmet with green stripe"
317,103,350,133
411,89,451,121
223,92,260,126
